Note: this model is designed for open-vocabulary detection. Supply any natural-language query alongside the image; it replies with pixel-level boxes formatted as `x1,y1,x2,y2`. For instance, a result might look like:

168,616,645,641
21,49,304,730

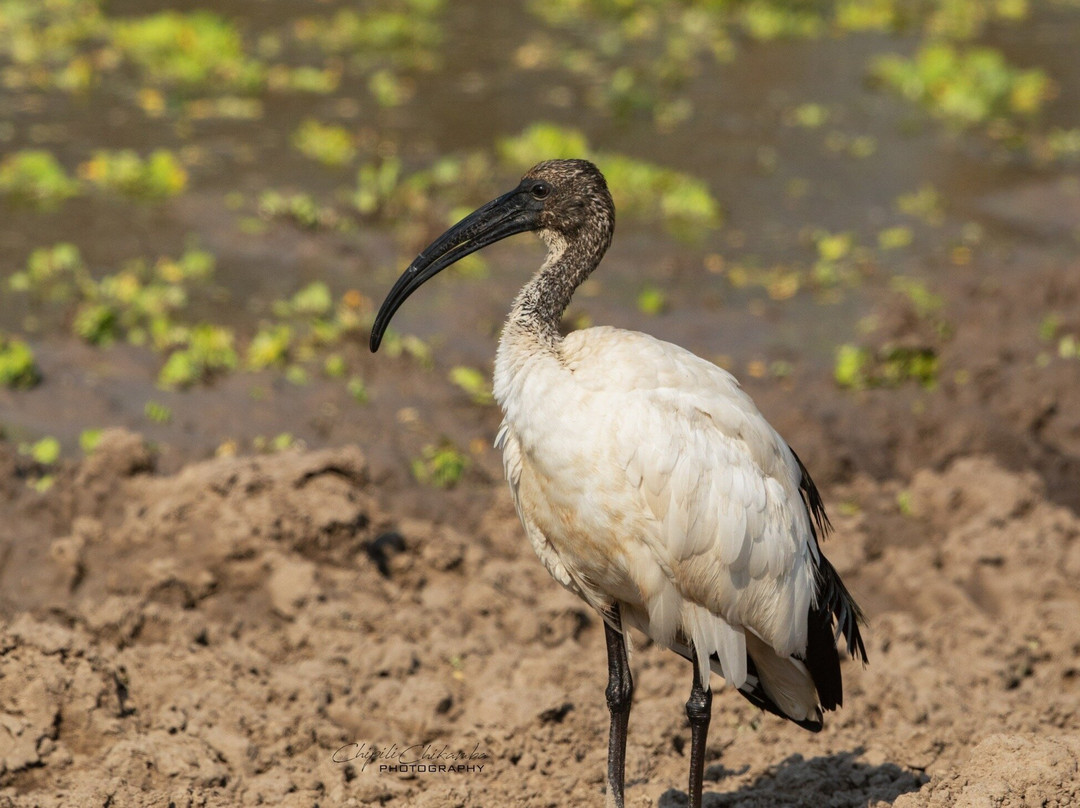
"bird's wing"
563,328,820,685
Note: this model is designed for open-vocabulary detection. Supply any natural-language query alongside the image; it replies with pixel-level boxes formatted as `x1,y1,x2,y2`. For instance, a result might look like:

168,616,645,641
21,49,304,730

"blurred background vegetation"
1,0,1078,488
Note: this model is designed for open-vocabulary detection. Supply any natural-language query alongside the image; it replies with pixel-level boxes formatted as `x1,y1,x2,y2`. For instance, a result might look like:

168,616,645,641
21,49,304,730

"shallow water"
1,0,1079,460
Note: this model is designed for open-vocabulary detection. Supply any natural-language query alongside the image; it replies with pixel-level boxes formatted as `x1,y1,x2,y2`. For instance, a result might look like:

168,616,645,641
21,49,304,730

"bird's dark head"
369,159,614,352
522,159,615,248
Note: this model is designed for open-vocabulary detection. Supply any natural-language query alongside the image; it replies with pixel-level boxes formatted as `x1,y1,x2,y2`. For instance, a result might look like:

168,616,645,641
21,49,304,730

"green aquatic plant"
79,428,104,454
11,243,222,375
158,324,239,389
1057,333,1080,359
741,1,825,40
253,433,300,453
269,64,341,94
347,375,369,404
449,366,494,406
263,282,368,373
834,344,870,389
351,153,496,228
284,365,309,386
20,435,61,465
0,150,80,209
1041,128,1080,161
723,262,804,301
16,432,61,491
896,489,916,517
273,281,334,319
289,0,445,104
144,400,173,424
835,0,1031,39
1038,313,1063,343
108,11,265,92
1,0,417,98
896,184,945,226
834,343,940,390
0,0,106,90
323,353,346,378
8,243,89,301
353,157,404,216
292,1,445,70
523,0,736,124
822,131,878,159
520,0,1056,142
890,276,943,319
877,225,914,251
496,121,588,166
246,324,293,370
811,230,860,287
411,441,469,488
636,284,667,316
0,333,41,389
788,102,830,129
73,302,119,345
0,148,187,208
7,238,369,395
258,190,345,230
291,120,356,167
70,251,208,347
154,248,215,284
368,68,411,107
181,95,264,120
78,149,188,200
381,332,434,369
872,43,1052,129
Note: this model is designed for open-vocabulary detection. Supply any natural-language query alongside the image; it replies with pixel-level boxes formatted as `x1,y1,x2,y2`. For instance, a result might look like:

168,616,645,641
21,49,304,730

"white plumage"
371,159,865,808
495,323,819,718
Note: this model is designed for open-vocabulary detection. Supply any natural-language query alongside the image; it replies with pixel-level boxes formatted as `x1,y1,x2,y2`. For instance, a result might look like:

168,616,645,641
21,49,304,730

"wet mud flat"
2,234,1080,807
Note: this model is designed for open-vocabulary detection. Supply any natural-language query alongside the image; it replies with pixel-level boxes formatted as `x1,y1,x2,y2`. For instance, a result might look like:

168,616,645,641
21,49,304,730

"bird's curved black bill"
369,187,540,352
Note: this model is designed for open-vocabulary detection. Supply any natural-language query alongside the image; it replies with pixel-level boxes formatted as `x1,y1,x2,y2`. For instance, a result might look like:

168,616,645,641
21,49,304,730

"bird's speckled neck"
494,226,610,420
504,214,614,351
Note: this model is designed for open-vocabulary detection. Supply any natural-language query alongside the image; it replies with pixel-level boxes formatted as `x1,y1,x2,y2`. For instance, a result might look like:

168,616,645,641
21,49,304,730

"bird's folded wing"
564,330,820,667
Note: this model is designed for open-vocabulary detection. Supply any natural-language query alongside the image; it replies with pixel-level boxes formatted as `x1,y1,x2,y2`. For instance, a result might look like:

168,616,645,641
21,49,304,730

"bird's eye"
530,181,551,200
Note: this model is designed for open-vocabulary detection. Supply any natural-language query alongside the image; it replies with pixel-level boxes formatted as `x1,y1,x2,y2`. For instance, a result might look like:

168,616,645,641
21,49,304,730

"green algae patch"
109,11,265,92
292,120,357,168
78,149,188,200
835,343,940,390
0,151,80,210
411,441,469,488
872,43,1053,129
0,333,41,389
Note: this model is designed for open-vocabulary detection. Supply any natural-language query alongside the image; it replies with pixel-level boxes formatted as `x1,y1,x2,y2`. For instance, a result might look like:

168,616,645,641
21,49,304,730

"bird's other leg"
604,603,633,808
685,663,713,808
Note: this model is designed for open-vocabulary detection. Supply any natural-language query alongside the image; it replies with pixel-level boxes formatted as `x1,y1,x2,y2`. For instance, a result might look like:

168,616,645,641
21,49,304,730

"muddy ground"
2,195,1080,808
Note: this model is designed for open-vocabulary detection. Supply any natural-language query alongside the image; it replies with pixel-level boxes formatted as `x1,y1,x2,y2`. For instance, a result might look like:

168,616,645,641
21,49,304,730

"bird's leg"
604,604,633,808
685,664,713,808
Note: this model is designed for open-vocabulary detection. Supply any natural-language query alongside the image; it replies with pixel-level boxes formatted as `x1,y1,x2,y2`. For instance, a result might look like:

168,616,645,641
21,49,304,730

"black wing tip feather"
789,445,832,540
800,557,867,717
818,554,868,664
789,444,868,717
789,443,868,664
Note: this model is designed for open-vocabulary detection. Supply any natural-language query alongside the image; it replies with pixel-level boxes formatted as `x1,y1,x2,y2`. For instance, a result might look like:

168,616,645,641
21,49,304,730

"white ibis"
370,159,866,808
